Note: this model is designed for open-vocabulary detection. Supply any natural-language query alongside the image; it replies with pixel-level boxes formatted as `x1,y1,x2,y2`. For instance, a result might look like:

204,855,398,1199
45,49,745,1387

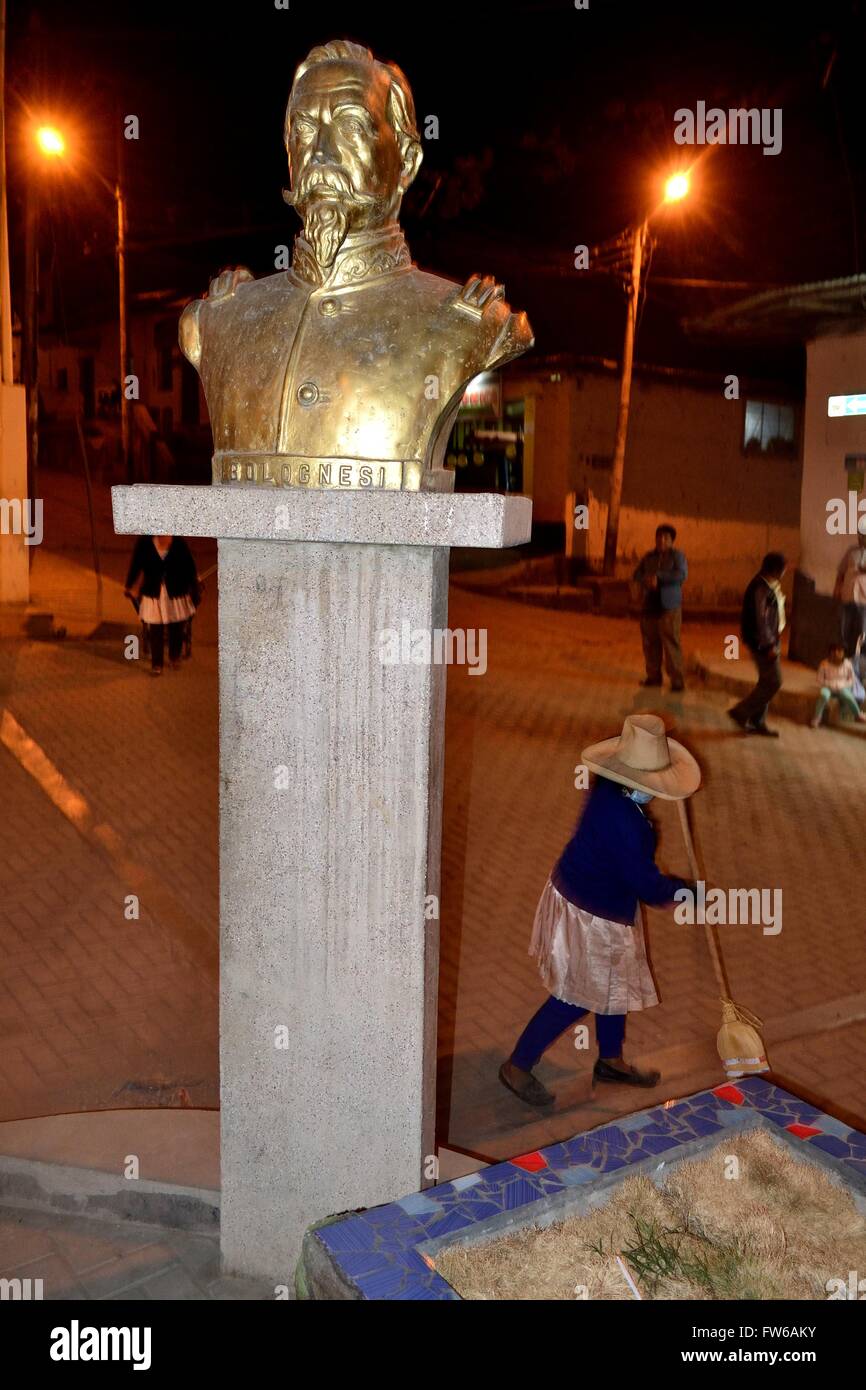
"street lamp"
35,125,65,158
663,171,690,204
601,167,693,576
27,120,130,485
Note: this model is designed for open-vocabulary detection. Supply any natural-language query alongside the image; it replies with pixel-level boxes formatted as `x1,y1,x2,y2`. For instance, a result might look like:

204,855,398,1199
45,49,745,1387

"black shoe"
670,681,685,692
640,677,663,687
498,1060,555,1108
748,722,780,738
727,708,751,730
593,1058,661,1088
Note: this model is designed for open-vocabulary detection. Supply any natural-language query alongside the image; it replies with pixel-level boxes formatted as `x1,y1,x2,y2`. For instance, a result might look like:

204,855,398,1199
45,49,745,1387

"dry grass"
435,1130,866,1300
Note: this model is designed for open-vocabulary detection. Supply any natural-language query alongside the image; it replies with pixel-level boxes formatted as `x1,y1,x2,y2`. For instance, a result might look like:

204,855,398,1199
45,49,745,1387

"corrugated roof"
687,275,866,342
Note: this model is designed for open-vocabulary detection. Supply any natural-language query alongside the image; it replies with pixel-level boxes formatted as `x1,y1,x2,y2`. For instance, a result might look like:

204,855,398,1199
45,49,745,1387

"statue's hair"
286,39,421,155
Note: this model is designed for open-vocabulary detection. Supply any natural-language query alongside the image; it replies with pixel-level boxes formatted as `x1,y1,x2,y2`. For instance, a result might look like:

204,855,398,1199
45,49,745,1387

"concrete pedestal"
112,484,531,1282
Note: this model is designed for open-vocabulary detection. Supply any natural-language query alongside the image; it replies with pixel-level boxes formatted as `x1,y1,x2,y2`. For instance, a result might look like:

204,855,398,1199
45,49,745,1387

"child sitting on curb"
811,642,866,728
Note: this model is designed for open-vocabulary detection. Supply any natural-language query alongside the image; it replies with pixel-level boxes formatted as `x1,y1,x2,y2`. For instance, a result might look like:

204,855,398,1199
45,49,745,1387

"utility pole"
116,176,130,481
0,0,12,383
114,111,131,481
23,178,38,507
0,0,29,603
603,220,646,577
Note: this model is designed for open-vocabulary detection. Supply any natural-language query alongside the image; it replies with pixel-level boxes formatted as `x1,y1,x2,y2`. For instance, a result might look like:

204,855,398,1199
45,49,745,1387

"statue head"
284,39,423,271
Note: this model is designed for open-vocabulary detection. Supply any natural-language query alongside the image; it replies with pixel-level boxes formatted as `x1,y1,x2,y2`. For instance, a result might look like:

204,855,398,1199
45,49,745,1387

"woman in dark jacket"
124,535,199,676
500,714,700,1108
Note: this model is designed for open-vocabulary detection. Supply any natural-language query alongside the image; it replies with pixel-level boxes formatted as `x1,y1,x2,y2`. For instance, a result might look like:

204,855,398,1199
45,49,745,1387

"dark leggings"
149,622,184,670
511,995,626,1071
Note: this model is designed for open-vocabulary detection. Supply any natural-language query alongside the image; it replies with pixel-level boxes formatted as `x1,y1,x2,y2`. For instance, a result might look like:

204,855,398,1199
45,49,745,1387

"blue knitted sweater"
552,776,689,927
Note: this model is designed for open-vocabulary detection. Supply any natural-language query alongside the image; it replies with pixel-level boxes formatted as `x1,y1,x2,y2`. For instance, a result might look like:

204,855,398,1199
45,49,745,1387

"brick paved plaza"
1,476,865,1169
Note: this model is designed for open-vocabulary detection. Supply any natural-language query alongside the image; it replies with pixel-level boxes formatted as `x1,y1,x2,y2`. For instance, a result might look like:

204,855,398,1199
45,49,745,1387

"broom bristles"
718,1015,769,1080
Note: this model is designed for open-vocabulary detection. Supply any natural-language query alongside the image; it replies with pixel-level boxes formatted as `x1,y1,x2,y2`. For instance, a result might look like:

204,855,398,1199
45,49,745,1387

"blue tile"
587,1125,632,1153
481,1160,524,1185
557,1164,598,1186
454,1199,503,1222
682,1117,722,1138
450,1171,484,1192
361,1203,425,1231
397,1192,443,1217
316,1218,377,1255
422,1207,476,1238
808,1134,852,1159
500,1175,546,1210
354,1265,414,1299
560,1139,595,1163
334,1250,394,1279
814,1114,866,1142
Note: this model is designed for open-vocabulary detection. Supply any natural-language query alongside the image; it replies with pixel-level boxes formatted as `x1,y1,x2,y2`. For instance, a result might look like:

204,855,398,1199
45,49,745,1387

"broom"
676,800,769,1082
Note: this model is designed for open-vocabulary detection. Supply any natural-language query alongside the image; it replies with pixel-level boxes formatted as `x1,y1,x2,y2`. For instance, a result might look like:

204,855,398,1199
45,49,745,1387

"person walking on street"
633,524,687,691
499,714,700,1108
728,552,787,738
833,532,866,656
124,535,200,677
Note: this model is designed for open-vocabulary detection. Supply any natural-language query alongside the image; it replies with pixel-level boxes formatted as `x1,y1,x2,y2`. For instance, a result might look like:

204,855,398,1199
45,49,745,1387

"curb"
690,656,866,739
0,1153,220,1233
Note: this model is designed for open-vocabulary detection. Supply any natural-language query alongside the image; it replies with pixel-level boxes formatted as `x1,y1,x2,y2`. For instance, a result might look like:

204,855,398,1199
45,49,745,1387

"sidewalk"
692,641,866,738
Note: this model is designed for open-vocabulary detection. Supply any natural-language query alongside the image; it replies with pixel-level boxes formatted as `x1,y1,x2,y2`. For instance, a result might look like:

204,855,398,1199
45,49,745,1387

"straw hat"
581,713,700,801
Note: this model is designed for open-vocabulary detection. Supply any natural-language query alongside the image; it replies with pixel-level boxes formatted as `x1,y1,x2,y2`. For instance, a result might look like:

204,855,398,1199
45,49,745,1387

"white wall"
507,366,802,606
801,331,866,595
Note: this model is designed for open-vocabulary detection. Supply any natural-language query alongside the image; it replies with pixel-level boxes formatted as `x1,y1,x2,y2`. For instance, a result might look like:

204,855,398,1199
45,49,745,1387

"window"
743,400,796,456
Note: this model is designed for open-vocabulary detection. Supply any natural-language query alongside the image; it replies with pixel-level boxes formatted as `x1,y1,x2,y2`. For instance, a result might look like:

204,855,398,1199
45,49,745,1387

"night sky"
8,0,866,381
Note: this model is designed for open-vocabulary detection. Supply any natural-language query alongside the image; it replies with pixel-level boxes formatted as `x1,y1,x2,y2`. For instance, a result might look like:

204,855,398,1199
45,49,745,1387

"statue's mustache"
283,165,377,209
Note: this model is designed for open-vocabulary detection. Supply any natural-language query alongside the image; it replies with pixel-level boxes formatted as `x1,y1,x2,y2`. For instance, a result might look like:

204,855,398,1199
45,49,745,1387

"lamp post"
24,125,65,511
602,170,692,577
28,122,130,485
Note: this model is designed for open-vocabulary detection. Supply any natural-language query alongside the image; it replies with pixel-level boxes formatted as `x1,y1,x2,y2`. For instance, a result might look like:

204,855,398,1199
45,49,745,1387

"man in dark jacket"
728,552,787,738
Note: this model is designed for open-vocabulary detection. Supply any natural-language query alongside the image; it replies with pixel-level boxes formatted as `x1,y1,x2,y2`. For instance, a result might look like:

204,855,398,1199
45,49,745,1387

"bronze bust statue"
179,39,533,491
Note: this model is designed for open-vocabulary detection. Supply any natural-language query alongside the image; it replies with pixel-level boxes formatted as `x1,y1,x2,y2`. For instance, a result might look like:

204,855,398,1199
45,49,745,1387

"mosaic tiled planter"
296,1079,866,1300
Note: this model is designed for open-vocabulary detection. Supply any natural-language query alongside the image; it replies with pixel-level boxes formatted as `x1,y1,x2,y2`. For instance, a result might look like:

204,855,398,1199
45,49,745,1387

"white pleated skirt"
529,878,659,1015
140,586,196,626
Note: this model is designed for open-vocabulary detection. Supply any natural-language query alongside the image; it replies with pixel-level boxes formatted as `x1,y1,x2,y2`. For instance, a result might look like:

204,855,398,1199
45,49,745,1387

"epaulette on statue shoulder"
452,274,506,319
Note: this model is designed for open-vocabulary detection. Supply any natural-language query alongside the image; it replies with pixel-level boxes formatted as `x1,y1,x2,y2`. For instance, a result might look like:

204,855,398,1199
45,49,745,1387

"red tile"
713,1084,745,1105
511,1151,548,1172
785,1123,822,1140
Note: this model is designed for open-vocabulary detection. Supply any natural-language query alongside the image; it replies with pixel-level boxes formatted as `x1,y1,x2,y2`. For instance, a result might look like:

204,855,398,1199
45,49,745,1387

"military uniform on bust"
179,38,533,493
179,228,532,493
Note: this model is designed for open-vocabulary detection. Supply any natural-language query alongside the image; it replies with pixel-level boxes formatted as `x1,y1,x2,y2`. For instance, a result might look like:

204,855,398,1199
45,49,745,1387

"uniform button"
297,381,319,406
320,297,340,316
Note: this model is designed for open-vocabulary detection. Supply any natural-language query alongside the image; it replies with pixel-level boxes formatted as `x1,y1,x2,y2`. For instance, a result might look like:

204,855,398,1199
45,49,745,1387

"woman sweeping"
500,714,700,1108
124,534,200,676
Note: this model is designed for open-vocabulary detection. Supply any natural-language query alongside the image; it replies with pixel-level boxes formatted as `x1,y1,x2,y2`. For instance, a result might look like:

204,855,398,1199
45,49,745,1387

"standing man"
728,552,787,738
633,524,687,691
833,531,866,656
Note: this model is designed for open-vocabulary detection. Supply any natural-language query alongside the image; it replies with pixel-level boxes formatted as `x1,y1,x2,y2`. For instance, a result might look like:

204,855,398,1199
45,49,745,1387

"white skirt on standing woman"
529,878,659,1015
139,585,196,626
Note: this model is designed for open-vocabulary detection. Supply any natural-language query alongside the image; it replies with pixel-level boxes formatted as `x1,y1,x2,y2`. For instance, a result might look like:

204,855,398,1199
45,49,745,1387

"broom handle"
676,799,732,1001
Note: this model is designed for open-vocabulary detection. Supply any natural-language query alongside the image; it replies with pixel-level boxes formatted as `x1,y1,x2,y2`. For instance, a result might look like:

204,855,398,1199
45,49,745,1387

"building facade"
496,354,802,607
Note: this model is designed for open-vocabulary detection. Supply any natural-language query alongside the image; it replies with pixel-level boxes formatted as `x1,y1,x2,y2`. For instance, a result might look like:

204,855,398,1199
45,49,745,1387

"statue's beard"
285,167,383,270
302,201,350,270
